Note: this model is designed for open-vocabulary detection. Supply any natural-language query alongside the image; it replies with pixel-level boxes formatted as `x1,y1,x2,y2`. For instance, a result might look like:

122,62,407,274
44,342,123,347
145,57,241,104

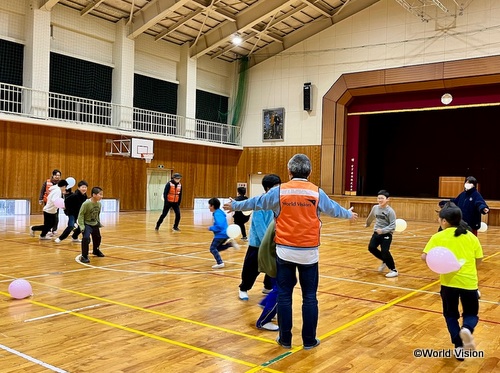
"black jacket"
64,190,88,217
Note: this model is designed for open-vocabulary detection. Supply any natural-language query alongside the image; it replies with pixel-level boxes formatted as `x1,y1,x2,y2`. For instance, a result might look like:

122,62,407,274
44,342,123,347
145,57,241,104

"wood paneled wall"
0,120,320,213
235,145,322,187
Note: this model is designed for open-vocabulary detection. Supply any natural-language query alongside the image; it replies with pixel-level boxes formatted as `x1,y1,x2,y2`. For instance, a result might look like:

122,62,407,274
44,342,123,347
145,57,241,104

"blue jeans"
59,215,81,241
276,256,319,347
209,238,231,264
440,285,479,347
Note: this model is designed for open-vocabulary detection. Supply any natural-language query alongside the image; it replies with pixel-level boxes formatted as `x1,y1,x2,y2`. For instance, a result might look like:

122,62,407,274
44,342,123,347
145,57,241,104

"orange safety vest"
275,180,321,248
167,182,181,203
43,178,54,203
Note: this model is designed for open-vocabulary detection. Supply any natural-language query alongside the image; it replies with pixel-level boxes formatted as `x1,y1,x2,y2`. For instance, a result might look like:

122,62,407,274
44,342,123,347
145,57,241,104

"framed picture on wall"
263,108,284,141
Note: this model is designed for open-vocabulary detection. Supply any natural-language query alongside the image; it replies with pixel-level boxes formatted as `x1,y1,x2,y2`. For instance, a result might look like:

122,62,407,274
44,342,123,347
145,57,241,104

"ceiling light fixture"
232,34,243,46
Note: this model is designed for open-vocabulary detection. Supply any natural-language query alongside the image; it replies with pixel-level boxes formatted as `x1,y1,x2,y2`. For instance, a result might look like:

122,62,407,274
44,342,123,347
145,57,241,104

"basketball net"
141,153,154,164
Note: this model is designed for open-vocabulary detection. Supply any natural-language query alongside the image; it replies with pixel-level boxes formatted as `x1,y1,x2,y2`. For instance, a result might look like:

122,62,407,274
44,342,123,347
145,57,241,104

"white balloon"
478,222,488,233
242,210,252,216
226,224,241,239
395,218,407,232
66,177,76,188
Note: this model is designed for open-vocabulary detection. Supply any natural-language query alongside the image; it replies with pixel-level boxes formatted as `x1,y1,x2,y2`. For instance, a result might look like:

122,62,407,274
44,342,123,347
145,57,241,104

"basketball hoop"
140,153,154,164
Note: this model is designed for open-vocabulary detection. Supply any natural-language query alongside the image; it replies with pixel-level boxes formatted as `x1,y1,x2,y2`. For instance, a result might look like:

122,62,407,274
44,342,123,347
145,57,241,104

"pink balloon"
426,247,462,274
8,279,33,299
54,197,65,209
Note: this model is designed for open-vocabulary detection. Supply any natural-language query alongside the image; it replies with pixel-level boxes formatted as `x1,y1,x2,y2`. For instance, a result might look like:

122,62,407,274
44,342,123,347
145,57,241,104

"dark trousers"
368,232,396,270
234,220,247,238
32,211,57,237
239,245,273,291
209,238,232,264
81,224,101,258
276,257,319,347
440,285,479,347
257,279,278,328
59,214,81,241
156,202,181,229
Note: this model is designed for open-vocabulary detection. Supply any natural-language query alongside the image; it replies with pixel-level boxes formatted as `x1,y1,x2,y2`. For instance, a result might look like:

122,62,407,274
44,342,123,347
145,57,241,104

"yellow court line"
0,275,274,345
0,290,283,373
246,250,500,372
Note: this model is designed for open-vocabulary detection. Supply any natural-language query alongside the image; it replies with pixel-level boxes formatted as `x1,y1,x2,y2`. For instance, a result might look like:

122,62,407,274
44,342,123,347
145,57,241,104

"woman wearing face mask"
445,176,489,236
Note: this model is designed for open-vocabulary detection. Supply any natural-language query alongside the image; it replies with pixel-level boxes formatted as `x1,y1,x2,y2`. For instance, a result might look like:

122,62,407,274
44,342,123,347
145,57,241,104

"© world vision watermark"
413,348,484,359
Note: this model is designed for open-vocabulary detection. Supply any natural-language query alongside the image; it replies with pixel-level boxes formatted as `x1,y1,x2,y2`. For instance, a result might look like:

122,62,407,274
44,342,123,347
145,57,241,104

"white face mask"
464,183,474,190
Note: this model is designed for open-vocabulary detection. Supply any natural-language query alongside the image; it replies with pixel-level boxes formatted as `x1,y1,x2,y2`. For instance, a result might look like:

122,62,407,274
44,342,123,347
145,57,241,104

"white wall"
241,0,500,146
0,1,24,43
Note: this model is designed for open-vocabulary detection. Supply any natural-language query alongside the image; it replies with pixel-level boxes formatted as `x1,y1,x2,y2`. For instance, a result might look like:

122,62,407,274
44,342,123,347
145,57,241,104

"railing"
0,82,241,146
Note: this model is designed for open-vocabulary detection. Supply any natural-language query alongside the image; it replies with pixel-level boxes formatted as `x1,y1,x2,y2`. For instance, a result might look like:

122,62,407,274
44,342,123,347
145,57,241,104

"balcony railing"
0,82,241,146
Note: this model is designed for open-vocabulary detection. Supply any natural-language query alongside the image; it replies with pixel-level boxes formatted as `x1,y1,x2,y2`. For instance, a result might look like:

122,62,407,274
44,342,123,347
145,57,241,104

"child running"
208,197,239,269
366,190,398,277
422,202,483,360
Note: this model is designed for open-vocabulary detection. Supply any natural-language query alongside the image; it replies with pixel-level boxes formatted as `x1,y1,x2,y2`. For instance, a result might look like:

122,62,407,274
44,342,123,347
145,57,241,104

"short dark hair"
262,174,281,191
208,197,220,209
52,169,61,176
91,186,103,195
237,187,246,195
57,180,68,187
465,176,477,187
377,190,390,198
78,180,88,187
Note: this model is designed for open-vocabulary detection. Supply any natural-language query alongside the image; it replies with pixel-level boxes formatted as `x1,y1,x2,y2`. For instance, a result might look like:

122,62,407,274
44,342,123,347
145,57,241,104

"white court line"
0,343,68,373
320,274,500,305
24,304,103,322
73,255,241,274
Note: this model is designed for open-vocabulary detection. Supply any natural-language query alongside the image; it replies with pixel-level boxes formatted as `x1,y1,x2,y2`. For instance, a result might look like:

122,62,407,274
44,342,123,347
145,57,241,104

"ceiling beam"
81,0,106,16
129,0,191,39
40,0,61,11
248,0,382,67
155,7,205,41
189,0,297,59
301,0,332,17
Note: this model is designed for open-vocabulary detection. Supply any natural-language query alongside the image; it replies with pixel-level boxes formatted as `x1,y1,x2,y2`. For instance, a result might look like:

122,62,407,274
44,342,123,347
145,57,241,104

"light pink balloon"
54,197,65,209
426,246,462,274
8,279,33,299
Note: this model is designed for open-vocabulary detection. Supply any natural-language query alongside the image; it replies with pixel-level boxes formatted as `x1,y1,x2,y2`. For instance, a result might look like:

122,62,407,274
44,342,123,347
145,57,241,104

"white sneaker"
239,290,249,300
72,238,82,243
385,270,398,278
212,263,225,269
47,231,55,237
39,235,52,240
230,239,240,250
259,322,279,331
29,227,35,237
378,263,387,272
54,238,61,243
459,328,476,350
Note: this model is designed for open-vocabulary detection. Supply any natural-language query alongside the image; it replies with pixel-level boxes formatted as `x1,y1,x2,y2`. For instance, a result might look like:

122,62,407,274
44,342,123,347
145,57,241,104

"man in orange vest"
155,173,182,231
224,154,358,350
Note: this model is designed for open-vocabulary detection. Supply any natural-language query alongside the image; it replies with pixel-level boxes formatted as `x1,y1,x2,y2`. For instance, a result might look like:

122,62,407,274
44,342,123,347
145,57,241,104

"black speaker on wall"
303,82,312,111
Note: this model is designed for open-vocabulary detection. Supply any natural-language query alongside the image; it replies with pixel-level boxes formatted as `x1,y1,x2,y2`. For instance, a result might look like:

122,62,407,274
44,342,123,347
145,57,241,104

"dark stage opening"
356,105,500,200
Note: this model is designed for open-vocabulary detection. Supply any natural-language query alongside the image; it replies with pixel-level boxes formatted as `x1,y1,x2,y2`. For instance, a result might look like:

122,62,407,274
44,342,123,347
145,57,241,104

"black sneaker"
154,226,159,231
92,249,105,257
172,227,181,232
80,256,90,263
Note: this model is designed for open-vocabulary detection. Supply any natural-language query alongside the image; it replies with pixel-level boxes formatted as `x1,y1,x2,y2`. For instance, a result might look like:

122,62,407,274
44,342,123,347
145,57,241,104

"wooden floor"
1,210,499,373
